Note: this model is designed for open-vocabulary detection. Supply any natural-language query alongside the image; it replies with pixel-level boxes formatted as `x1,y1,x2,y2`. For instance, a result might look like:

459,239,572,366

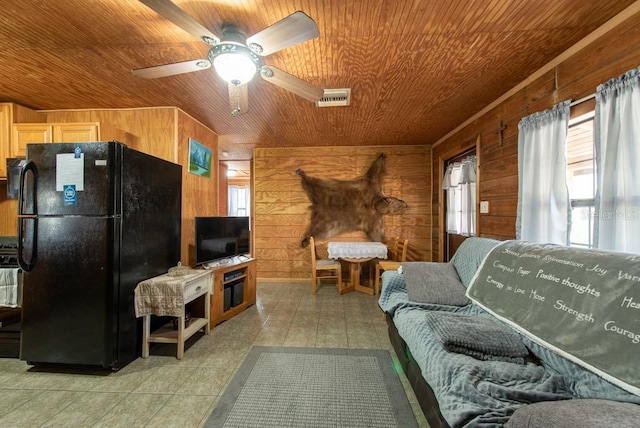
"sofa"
379,237,640,427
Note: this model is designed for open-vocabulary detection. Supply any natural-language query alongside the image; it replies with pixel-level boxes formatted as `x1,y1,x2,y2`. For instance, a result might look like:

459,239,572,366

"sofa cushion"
401,262,470,306
450,237,501,287
504,399,640,428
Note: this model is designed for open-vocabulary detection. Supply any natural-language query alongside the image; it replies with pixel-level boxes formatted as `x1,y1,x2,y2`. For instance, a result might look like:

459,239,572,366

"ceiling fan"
132,0,324,116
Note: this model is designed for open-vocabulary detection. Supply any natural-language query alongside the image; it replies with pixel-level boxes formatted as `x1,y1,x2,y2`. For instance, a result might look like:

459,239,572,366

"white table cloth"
328,241,388,260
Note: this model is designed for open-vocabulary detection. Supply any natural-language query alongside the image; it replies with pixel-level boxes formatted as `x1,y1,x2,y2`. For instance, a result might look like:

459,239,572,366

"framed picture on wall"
188,138,212,178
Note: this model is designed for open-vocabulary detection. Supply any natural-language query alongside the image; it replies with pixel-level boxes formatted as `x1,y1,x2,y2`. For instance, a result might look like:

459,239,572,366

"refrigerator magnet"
63,185,77,206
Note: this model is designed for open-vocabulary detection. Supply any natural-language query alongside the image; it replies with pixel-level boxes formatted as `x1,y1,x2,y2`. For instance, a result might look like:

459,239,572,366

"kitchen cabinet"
54,123,100,143
11,123,52,157
11,122,100,157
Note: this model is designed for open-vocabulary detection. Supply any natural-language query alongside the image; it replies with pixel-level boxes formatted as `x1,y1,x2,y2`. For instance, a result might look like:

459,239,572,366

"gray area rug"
205,346,418,428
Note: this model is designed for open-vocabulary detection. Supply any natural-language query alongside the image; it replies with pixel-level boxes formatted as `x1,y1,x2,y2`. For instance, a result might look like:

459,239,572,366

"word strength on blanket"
553,300,594,323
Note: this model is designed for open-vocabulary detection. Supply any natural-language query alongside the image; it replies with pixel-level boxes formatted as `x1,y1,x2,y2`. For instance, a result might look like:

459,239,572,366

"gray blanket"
466,240,640,395
424,312,529,364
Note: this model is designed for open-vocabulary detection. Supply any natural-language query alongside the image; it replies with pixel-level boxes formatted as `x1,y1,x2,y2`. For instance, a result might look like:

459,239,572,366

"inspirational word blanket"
466,240,640,395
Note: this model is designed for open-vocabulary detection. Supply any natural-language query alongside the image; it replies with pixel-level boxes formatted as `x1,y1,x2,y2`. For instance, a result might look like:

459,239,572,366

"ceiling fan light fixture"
209,43,262,86
134,3,323,111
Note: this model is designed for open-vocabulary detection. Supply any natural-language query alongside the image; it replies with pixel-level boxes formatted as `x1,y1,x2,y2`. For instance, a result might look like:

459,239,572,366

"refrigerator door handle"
18,160,37,216
18,217,37,272
18,160,38,272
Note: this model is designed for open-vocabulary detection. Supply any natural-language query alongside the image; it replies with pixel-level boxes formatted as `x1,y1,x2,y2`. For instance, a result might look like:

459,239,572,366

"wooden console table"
134,269,212,360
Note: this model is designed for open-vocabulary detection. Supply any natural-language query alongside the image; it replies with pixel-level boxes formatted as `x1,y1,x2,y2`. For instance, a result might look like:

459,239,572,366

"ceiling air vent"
316,88,351,107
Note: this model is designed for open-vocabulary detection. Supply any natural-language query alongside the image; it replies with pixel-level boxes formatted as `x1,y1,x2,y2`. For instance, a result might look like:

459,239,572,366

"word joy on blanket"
466,240,640,395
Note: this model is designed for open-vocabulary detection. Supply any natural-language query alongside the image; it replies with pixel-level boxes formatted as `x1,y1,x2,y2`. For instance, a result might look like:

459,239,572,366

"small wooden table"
328,242,388,295
135,270,212,359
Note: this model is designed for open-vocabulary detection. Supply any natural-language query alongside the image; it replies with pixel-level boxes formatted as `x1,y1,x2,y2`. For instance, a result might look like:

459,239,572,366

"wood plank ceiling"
0,0,636,160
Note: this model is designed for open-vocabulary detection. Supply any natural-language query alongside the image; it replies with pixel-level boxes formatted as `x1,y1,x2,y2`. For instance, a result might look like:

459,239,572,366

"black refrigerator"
17,141,182,369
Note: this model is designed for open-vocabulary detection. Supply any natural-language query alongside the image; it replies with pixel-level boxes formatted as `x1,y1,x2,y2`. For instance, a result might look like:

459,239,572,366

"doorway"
442,148,477,261
220,160,251,216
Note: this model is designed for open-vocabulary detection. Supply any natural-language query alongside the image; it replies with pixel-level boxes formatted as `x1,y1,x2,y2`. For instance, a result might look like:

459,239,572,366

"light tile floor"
0,282,429,427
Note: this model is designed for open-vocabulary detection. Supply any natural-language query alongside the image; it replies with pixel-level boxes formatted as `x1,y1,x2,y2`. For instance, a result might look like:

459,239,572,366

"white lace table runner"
328,242,388,259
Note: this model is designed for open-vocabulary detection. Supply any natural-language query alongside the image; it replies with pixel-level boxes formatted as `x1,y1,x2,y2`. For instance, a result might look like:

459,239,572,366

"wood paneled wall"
218,162,228,216
13,104,47,123
45,108,177,162
0,186,17,236
254,145,431,281
5,107,218,264
430,10,640,261
177,110,218,265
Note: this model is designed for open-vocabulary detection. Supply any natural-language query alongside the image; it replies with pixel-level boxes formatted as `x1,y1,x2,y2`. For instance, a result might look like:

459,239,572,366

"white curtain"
594,67,640,253
517,100,571,244
228,185,250,216
443,155,476,236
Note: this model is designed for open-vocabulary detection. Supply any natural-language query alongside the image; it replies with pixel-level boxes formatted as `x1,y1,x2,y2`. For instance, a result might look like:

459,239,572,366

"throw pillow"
504,399,640,428
401,262,470,306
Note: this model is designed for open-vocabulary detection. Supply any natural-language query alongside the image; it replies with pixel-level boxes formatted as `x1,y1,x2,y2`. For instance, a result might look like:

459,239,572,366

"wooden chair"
309,236,342,295
373,237,408,295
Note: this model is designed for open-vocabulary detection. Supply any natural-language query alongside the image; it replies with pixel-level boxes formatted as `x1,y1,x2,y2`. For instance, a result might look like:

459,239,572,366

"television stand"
208,258,256,328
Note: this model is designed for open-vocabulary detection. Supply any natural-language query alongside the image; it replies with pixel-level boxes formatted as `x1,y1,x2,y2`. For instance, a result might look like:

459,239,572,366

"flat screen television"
195,216,250,266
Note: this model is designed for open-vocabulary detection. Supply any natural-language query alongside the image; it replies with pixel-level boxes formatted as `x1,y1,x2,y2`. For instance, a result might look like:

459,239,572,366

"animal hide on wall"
296,153,408,247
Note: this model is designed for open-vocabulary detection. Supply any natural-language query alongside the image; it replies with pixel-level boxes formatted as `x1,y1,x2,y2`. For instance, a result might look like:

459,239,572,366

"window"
566,111,595,248
228,185,250,217
520,68,640,253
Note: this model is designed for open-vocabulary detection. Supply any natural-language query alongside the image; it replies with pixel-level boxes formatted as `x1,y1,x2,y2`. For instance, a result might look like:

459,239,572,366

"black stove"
0,236,18,267
0,236,21,358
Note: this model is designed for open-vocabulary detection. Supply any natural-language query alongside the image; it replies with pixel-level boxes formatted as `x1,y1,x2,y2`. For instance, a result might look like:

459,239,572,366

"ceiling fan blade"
229,83,249,117
246,11,319,56
260,66,323,102
132,59,211,79
139,0,220,45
